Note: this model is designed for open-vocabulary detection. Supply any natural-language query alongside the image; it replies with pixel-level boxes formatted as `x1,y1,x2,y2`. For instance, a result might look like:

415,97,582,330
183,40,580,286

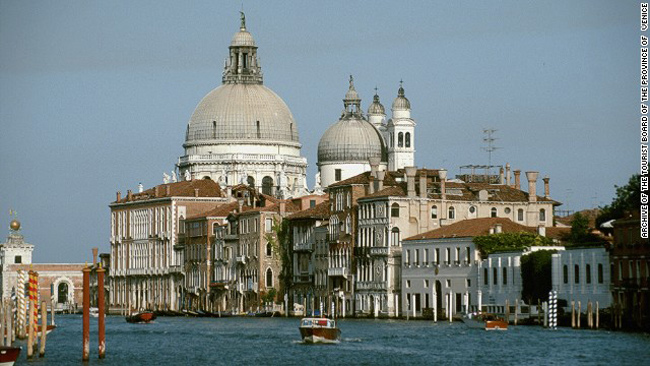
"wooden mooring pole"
82,265,91,361
98,264,106,359
27,298,34,359
571,301,575,328
39,301,47,357
577,301,581,328
596,301,599,329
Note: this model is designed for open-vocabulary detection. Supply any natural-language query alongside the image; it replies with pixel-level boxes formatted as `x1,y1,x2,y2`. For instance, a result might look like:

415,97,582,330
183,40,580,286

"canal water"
14,314,650,365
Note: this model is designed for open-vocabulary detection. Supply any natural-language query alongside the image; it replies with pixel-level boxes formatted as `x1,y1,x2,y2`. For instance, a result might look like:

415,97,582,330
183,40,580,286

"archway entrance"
58,282,69,304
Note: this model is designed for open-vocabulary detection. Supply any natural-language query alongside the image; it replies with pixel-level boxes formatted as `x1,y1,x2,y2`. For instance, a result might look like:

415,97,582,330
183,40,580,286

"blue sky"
0,1,639,262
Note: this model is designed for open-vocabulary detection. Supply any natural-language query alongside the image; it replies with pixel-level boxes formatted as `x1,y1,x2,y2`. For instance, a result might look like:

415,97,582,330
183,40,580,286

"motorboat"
462,312,508,330
126,310,156,323
299,318,341,343
90,307,99,318
0,346,20,366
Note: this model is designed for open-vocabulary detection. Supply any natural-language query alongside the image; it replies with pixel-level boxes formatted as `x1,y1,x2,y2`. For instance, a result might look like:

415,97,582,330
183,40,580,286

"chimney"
368,175,375,195
369,157,380,177
438,169,447,200
419,171,427,198
92,247,98,265
514,170,521,190
226,186,232,198
194,188,200,197
377,170,386,192
237,198,244,212
138,183,144,193
526,171,539,202
279,200,286,216
506,163,511,187
489,227,495,235
537,225,546,237
405,166,417,197
499,167,504,185
116,191,121,202
165,185,171,196
543,176,550,199
154,186,159,197
127,190,133,201
494,223,502,234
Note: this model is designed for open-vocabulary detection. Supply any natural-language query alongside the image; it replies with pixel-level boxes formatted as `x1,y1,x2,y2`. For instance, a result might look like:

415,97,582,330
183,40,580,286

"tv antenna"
481,128,501,177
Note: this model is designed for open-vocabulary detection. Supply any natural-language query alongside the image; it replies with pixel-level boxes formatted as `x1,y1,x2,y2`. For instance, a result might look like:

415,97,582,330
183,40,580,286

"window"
405,250,410,265
266,268,273,288
503,267,508,285
504,207,511,214
265,218,273,233
469,206,476,214
586,264,592,284
415,249,420,266
539,209,546,222
448,206,455,219
424,280,429,288
398,132,404,147
15,255,21,264
446,279,451,288
424,249,429,264
262,176,274,195
598,263,604,284
446,248,450,264
466,279,471,288
491,207,497,218
575,264,580,284
310,200,316,208
484,268,488,285
406,280,411,288
391,203,400,217
455,247,460,263
431,205,438,219
517,209,524,221
493,268,497,285
405,132,411,148
335,169,342,181
266,242,272,256
391,228,400,247
563,265,568,284
466,247,471,263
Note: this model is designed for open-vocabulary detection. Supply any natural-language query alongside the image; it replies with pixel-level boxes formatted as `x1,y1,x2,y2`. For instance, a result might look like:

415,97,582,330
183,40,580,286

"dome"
368,93,385,115
9,220,20,231
231,30,256,47
392,84,411,110
185,83,299,144
318,117,387,163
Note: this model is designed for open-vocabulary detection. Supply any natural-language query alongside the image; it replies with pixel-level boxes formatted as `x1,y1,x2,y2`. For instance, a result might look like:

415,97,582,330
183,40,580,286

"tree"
596,174,641,232
473,232,554,257
521,250,556,304
564,211,607,246
264,217,291,301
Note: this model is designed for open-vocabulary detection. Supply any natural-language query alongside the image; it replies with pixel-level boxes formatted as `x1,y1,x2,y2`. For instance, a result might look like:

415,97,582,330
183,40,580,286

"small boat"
299,318,341,344
0,346,21,366
126,310,156,323
462,312,508,331
90,307,99,318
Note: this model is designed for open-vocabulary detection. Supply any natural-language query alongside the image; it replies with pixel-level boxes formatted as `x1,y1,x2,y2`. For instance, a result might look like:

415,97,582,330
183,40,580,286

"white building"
177,13,308,197
552,247,612,309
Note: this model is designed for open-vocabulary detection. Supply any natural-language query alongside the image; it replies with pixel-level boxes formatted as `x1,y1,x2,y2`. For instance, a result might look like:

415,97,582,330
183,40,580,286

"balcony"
356,281,388,291
354,247,369,257
328,267,348,279
169,265,183,274
293,274,313,284
293,242,313,252
370,247,389,256
236,256,247,265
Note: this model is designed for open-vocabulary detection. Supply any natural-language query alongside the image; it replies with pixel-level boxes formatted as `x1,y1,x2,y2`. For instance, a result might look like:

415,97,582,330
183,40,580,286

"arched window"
517,209,524,221
266,268,273,288
483,268,488,285
503,267,508,285
266,242,272,256
57,283,69,304
405,132,411,147
539,209,546,222
563,265,568,284
598,264,604,284
398,132,404,147
493,267,497,285
262,176,274,195
391,203,400,217
247,176,255,187
391,227,400,247
431,205,438,219
586,264,592,284
448,206,455,220
491,207,497,218
574,264,580,284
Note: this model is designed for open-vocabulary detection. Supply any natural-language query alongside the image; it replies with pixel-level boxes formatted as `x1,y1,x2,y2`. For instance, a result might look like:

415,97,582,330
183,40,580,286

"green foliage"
261,288,277,303
521,250,556,304
564,212,607,246
473,232,554,257
264,217,292,299
596,174,641,231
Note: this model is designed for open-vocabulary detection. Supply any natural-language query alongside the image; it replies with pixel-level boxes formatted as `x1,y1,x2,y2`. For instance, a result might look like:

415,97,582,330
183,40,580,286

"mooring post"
571,301,575,328
0,302,5,347
98,264,106,359
82,264,91,361
596,301,599,329
27,297,34,359
514,299,518,326
577,301,581,328
505,299,509,324
51,298,55,326
39,300,47,357
7,300,13,346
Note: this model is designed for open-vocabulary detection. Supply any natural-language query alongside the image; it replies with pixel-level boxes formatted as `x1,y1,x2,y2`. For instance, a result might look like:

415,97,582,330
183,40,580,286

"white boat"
90,307,99,318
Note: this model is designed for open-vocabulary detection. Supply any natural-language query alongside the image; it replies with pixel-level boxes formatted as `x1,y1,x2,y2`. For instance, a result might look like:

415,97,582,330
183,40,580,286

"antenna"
481,128,501,177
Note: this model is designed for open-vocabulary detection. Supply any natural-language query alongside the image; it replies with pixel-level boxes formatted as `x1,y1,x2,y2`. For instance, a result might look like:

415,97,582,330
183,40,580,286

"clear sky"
0,1,639,263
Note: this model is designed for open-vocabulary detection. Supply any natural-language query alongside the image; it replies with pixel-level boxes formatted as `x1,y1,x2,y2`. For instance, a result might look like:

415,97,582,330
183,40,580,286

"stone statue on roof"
163,172,170,184
171,171,177,183
184,170,191,181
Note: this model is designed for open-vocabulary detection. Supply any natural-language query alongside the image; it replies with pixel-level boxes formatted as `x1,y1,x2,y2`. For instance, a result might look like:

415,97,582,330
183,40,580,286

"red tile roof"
404,217,538,241
115,179,224,203
287,200,331,220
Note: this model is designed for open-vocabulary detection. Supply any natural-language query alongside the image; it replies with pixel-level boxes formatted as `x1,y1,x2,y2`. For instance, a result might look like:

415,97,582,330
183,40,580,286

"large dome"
185,83,300,145
318,117,387,163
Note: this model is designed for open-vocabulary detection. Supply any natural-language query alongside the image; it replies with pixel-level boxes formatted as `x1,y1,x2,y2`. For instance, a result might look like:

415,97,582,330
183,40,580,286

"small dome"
9,219,20,231
392,84,411,110
368,93,385,115
318,117,387,163
231,30,256,47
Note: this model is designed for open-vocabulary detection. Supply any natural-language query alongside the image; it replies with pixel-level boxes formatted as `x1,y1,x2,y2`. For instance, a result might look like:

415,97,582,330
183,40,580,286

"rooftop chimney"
138,183,144,193
499,167,504,185
494,223,503,233
526,171,539,202
92,247,98,265
419,170,427,198
405,167,417,197
543,176,550,199
514,170,521,190
376,170,386,192
127,190,133,201
237,198,244,212
194,188,200,197
116,191,121,202
165,185,171,196
154,186,159,197
506,163,511,187
369,157,380,177
368,175,375,195
279,200,286,216
537,225,546,237
439,169,447,200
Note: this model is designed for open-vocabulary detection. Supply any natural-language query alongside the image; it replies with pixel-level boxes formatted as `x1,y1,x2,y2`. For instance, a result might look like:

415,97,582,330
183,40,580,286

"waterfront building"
1,218,84,310
610,210,649,330
108,179,228,311
177,13,308,197
551,247,612,309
